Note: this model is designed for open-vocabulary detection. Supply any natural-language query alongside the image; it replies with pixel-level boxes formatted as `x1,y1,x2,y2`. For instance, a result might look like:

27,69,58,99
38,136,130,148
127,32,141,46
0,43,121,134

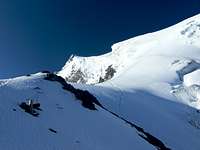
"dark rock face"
99,65,116,83
44,72,171,149
44,73,102,110
48,128,57,134
66,69,86,83
41,70,51,74
105,109,171,150
60,63,116,84
19,102,41,117
73,89,102,110
105,65,116,80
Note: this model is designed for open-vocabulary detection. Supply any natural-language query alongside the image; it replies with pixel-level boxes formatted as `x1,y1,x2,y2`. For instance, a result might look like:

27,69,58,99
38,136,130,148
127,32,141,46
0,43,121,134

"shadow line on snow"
43,72,171,150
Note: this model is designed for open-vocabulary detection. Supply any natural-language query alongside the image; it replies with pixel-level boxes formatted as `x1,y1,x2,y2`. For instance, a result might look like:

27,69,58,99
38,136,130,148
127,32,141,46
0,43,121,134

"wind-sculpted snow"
171,59,200,81
180,20,200,46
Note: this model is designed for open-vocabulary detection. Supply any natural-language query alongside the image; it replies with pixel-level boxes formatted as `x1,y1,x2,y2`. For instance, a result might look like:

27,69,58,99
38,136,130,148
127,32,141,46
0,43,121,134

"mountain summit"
58,14,200,85
1,14,200,150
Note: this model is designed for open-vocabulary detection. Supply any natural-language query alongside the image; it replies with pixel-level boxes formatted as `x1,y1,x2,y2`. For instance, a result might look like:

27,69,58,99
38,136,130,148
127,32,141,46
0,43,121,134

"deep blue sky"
0,0,200,79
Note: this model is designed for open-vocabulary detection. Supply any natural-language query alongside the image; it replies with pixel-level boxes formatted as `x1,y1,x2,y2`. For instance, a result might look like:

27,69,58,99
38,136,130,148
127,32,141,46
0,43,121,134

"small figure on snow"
19,99,41,117
28,99,34,113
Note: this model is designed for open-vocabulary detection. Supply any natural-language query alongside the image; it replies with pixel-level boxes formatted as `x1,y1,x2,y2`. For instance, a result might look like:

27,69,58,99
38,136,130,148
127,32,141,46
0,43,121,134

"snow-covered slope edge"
0,72,172,150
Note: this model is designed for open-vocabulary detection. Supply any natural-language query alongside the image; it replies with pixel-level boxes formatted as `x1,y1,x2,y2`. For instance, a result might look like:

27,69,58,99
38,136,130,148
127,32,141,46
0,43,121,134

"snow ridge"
58,13,200,85
45,73,171,150
57,13,200,150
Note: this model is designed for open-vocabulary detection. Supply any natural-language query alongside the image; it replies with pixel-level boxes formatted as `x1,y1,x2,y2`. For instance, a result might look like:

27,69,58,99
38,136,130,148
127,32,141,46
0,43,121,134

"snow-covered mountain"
58,14,200,85
57,13,200,149
1,14,200,150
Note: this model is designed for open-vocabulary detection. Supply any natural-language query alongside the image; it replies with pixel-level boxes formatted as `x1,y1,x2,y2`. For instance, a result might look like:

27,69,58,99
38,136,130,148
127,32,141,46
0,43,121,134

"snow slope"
0,73,160,150
58,14,200,150
1,14,200,150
